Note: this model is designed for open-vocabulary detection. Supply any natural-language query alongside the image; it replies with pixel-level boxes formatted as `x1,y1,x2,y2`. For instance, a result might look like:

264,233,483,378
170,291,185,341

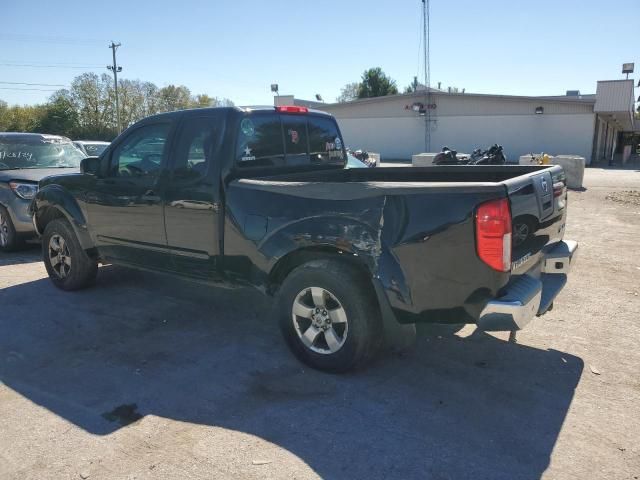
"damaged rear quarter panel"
223,178,508,324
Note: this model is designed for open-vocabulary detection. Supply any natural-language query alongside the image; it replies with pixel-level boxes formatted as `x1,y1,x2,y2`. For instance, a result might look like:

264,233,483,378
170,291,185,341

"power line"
0,33,105,45
0,87,59,92
0,62,102,69
0,81,68,87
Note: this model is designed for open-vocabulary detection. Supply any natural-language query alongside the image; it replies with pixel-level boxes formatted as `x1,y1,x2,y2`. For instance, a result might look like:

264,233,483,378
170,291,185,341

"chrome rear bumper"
478,239,578,332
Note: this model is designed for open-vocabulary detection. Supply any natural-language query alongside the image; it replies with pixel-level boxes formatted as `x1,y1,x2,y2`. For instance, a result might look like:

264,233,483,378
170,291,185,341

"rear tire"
276,259,383,373
42,218,97,291
0,205,25,252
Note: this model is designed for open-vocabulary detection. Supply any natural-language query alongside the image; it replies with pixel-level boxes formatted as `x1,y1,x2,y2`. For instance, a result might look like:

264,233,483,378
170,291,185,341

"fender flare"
31,185,93,250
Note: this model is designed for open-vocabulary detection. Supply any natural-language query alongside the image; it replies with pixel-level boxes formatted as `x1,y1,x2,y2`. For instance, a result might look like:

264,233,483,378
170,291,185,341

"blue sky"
2,0,638,106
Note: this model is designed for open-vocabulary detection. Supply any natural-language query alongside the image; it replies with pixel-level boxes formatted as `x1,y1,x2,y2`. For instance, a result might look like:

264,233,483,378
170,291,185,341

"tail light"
276,106,308,114
476,198,512,272
553,182,565,198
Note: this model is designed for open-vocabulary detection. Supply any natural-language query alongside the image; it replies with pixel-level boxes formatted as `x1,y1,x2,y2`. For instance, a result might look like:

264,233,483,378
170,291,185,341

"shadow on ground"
0,245,41,267
0,267,583,480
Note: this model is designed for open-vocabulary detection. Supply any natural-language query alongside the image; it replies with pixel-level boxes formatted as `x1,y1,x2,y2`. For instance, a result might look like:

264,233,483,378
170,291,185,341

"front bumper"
478,239,578,331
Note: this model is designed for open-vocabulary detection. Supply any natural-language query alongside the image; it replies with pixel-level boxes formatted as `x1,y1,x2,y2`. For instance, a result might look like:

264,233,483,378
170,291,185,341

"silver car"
73,140,110,157
0,133,83,251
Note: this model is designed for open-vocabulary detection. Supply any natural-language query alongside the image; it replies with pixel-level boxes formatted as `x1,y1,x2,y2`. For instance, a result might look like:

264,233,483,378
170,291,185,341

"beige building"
289,79,636,164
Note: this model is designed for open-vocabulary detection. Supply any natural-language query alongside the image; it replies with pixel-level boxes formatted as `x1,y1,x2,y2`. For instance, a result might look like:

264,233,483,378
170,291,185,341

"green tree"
63,73,115,138
0,100,8,131
336,82,360,103
191,94,214,108
1,104,45,132
357,67,398,99
38,94,79,136
404,77,420,94
158,85,192,112
1,73,235,138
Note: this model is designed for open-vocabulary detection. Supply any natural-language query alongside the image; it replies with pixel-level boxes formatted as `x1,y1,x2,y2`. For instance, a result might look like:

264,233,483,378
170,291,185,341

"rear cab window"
235,110,345,169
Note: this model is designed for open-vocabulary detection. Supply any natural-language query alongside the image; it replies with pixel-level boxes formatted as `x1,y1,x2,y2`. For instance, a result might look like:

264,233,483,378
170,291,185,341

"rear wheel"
42,218,97,290
276,259,383,373
0,206,24,252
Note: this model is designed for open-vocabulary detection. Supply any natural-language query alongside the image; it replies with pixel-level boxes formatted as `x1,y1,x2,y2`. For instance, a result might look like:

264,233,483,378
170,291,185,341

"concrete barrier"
519,154,540,165
412,153,438,166
550,155,586,189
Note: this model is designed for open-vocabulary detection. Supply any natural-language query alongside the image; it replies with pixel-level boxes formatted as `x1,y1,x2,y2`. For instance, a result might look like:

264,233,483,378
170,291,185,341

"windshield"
0,139,86,170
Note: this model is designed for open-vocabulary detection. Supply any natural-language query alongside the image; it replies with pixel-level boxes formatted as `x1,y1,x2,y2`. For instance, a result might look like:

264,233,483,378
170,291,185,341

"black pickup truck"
30,106,577,372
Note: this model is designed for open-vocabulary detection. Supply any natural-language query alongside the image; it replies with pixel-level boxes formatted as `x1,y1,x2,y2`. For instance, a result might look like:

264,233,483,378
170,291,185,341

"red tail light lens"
476,198,512,272
275,106,309,114
553,182,565,198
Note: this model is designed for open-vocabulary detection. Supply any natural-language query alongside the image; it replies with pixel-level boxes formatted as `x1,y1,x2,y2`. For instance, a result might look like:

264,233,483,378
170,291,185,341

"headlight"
9,181,38,200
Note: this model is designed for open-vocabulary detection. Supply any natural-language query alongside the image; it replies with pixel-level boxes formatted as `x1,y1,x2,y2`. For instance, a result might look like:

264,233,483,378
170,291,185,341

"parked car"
73,141,110,157
31,106,577,372
0,133,84,251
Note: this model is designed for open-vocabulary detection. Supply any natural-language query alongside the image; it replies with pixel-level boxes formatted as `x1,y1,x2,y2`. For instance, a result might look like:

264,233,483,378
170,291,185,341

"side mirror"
80,156,101,175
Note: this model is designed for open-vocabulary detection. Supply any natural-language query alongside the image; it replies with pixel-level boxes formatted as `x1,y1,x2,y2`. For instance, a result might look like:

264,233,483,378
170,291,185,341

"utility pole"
422,0,431,153
107,41,122,133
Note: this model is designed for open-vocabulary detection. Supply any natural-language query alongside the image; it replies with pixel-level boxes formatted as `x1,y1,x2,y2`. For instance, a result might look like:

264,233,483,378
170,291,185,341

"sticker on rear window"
241,146,256,162
288,129,299,144
241,119,255,137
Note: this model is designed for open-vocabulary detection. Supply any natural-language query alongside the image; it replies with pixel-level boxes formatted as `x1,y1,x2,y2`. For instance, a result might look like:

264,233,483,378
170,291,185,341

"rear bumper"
478,239,578,331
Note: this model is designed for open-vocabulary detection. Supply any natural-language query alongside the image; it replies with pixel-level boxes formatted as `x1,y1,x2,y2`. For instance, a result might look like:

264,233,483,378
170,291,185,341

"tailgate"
504,165,567,274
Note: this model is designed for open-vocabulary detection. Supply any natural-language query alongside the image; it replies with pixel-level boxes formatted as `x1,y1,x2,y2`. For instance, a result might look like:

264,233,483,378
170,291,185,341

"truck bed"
225,164,568,324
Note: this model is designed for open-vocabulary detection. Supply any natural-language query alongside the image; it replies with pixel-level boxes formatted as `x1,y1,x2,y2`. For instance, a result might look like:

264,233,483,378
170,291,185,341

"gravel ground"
0,167,639,480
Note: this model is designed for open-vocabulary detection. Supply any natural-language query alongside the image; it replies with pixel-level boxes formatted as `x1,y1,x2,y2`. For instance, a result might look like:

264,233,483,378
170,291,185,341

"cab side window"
173,117,218,179
110,123,170,177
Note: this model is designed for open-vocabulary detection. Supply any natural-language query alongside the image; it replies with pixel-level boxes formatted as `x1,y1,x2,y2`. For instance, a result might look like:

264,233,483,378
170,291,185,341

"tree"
0,100,8,131
191,94,214,108
0,104,46,132
336,82,360,103
357,67,398,99
0,73,234,138
157,85,192,112
118,79,160,128
64,73,115,138
38,94,79,136
404,77,419,94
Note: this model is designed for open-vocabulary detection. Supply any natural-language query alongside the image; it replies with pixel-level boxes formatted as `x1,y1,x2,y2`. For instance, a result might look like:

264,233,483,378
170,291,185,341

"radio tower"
422,0,431,152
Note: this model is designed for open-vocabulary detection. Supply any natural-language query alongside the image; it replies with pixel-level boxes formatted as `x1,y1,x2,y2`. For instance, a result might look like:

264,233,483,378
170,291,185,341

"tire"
42,218,97,291
276,259,383,373
0,205,25,252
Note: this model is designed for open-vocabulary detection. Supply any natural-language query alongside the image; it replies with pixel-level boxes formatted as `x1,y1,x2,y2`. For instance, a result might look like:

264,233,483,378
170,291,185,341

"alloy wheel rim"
0,212,8,247
48,234,72,278
291,287,349,354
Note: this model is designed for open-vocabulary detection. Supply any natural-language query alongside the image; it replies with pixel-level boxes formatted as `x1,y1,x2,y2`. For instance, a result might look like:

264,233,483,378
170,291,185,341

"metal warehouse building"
292,79,636,164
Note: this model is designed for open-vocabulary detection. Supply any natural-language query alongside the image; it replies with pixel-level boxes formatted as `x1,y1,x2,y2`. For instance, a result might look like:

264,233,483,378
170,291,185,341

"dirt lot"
0,167,639,480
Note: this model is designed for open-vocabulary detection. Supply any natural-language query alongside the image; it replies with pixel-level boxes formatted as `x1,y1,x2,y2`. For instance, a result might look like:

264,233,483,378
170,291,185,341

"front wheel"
276,259,383,373
42,218,97,290
0,206,24,252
